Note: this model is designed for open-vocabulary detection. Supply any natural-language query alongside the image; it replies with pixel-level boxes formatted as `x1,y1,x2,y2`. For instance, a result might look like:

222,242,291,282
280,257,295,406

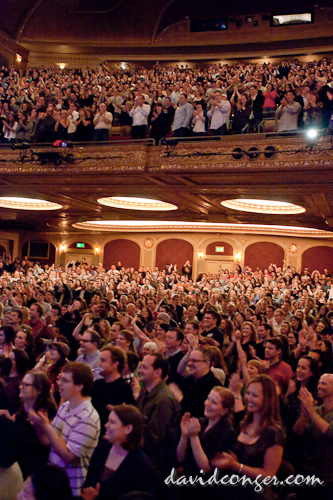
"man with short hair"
28,302,55,353
255,322,273,359
98,299,116,325
137,353,181,480
76,329,102,380
93,102,112,141
265,338,293,396
276,90,301,132
271,308,285,335
129,94,150,139
36,288,52,317
30,362,100,496
8,308,22,333
184,320,200,337
294,373,333,497
207,90,231,135
165,327,184,387
91,345,134,434
202,310,224,347
180,347,222,418
172,93,193,137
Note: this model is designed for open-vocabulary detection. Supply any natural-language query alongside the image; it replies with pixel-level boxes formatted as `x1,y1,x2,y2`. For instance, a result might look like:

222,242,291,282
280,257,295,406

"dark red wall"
103,239,140,269
244,242,284,270
302,246,333,274
156,238,193,270
206,241,233,256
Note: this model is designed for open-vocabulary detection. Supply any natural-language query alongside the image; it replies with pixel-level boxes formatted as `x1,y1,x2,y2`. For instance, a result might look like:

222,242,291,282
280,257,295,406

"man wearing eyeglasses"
29,362,100,496
180,346,221,418
76,329,102,380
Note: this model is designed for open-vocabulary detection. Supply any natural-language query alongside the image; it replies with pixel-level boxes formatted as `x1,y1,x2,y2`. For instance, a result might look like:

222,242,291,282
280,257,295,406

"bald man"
293,373,333,498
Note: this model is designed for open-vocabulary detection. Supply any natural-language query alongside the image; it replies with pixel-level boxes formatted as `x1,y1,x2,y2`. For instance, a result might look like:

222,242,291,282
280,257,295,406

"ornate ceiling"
1,135,333,239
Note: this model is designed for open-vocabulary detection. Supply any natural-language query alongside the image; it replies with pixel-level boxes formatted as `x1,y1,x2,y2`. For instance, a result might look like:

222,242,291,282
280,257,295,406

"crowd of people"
0,255,333,499
1,56,333,145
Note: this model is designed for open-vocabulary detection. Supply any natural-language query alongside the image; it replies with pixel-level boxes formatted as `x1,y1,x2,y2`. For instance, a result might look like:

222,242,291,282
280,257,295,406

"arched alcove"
103,239,140,269
155,238,193,270
302,246,333,273
244,242,284,270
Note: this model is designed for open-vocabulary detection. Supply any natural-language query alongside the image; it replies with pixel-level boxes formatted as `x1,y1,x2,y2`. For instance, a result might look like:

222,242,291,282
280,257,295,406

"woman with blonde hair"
177,387,235,499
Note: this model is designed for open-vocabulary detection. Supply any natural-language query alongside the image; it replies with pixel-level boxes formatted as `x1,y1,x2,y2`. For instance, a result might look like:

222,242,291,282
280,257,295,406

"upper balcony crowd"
1,56,333,146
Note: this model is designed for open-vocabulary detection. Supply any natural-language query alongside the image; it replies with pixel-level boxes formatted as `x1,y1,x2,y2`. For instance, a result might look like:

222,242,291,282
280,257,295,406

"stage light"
307,129,318,139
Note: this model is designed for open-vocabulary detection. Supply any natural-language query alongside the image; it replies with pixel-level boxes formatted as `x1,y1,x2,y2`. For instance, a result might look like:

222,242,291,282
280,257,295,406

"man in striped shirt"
30,362,100,496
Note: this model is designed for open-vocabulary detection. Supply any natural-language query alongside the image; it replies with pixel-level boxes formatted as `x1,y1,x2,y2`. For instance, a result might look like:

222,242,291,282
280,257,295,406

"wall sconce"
60,244,66,252
234,252,241,260
58,63,66,70
16,54,22,63
94,247,100,253
198,250,203,259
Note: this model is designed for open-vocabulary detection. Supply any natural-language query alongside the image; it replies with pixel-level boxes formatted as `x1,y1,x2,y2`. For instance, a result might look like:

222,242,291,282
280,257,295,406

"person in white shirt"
129,95,150,139
93,103,113,142
207,90,231,135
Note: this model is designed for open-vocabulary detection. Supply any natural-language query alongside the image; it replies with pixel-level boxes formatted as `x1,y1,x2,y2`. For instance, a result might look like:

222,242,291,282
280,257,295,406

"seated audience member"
82,405,156,500
17,464,74,500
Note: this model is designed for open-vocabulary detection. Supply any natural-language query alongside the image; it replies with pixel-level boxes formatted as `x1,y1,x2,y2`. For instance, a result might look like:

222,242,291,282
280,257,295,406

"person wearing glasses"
180,346,222,418
29,362,100,497
76,328,102,380
0,371,57,478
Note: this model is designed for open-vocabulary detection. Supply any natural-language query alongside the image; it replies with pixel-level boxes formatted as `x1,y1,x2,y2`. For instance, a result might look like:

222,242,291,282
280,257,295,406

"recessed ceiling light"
0,197,62,210
221,198,306,214
72,220,331,238
97,197,178,211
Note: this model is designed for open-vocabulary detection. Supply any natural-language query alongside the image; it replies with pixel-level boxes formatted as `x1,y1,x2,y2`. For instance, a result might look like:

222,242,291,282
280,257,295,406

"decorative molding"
288,243,300,254
144,237,154,249
72,220,333,238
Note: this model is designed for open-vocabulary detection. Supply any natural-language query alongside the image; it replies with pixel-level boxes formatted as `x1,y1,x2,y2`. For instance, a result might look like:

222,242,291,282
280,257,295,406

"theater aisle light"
0,197,62,210
221,199,306,215
97,197,178,211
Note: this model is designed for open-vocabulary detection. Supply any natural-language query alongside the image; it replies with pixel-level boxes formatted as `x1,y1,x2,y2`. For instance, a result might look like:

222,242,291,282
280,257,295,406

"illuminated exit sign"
215,246,224,252
76,243,85,248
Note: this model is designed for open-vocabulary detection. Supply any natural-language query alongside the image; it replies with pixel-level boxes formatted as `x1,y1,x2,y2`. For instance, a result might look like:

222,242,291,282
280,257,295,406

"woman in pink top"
263,83,277,117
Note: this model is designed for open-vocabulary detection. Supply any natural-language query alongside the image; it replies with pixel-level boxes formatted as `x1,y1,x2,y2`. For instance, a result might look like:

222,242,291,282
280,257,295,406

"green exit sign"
76,242,85,248
215,246,224,252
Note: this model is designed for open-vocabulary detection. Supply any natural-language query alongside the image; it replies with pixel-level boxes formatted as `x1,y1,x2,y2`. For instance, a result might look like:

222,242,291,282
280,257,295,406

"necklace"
246,424,258,436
